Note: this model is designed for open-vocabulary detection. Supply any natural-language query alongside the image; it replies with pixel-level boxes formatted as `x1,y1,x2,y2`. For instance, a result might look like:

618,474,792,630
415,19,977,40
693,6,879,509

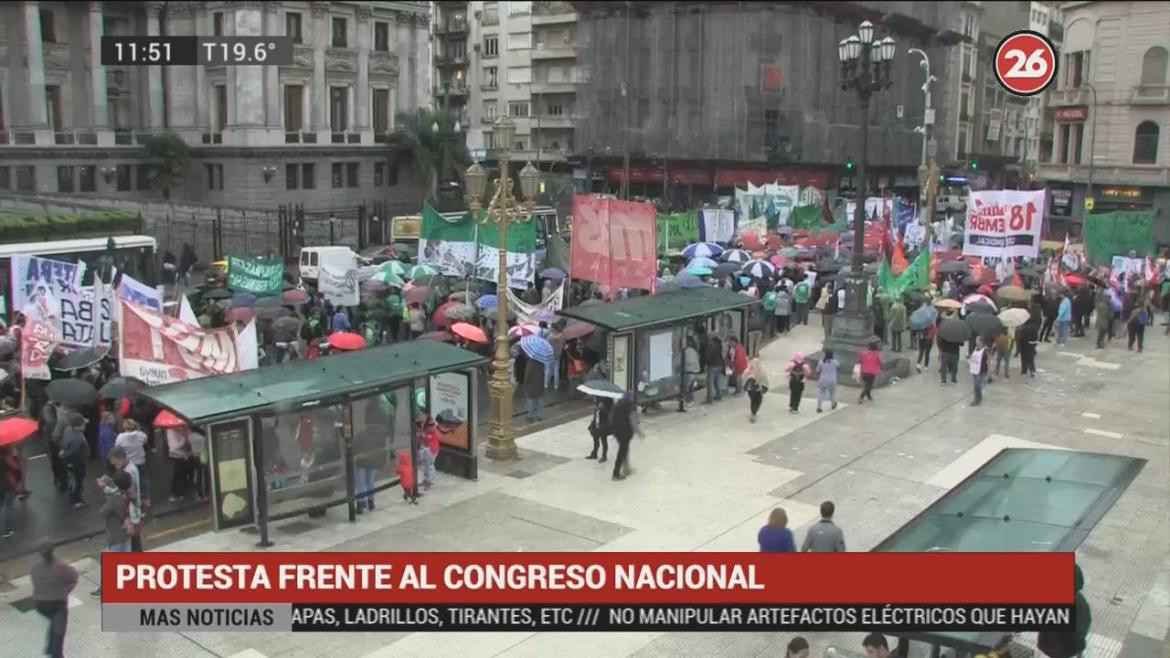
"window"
1140,47,1168,85
286,164,299,189
484,100,497,120
483,4,499,26
1058,123,1071,164
508,32,531,50
962,14,975,38
215,84,228,131
1072,123,1084,164
79,166,96,192
448,41,466,60
374,22,390,52
136,165,150,190
483,131,494,149
764,109,779,148
372,89,390,134
1065,51,1088,88
513,137,527,151
40,9,56,42
45,86,62,132
547,103,563,116
16,166,35,191
374,162,384,186
330,86,348,132
332,163,344,188
346,162,359,187
116,164,132,191
0,167,9,190
507,66,531,84
509,1,531,16
286,12,303,43
284,85,304,131
484,66,498,88
57,166,74,193
1133,121,1160,164
483,36,498,57
213,11,224,36
205,164,223,190
332,17,348,48
387,161,398,186
508,101,529,117
302,163,316,189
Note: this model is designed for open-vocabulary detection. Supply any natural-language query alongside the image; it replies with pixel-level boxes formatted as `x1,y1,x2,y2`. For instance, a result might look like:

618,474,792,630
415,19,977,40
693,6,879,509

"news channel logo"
993,30,1059,97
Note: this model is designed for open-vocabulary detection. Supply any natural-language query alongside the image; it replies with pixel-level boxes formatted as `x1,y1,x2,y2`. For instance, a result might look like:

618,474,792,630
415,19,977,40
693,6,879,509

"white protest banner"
904,222,926,249
1110,256,1146,280
318,265,360,306
962,190,1045,259
774,185,800,225
57,285,115,347
1061,235,1082,271
119,300,242,386
20,316,59,380
476,244,536,290
236,318,260,371
117,273,163,312
10,254,85,317
700,208,736,243
506,281,565,325
738,216,768,235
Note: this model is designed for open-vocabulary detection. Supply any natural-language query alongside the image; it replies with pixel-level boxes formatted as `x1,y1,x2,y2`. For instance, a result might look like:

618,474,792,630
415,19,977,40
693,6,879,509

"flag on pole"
1061,233,1080,271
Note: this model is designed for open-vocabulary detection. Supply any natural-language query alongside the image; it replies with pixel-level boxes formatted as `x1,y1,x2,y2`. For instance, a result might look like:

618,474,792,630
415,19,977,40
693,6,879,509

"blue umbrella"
475,294,498,310
539,267,567,280
722,249,751,264
689,256,719,270
675,272,709,289
682,242,724,260
519,335,555,364
230,292,256,308
909,305,938,331
687,265,714,276
742,259,776,279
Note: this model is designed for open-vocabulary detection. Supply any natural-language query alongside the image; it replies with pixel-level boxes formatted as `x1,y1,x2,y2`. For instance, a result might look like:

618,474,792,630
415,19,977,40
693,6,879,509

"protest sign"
10,255,85,317
58,285,115,347
571,195,657,292
962,190,1045,259
119,300,242,386
700,209,736,243
20,316,59,380
117,273,163,312
318,266,360,306
226,256,284,296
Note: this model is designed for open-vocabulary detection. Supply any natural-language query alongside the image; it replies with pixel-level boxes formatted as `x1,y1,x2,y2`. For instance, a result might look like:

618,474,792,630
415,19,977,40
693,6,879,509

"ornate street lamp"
465,115,538,461
824,19,896,377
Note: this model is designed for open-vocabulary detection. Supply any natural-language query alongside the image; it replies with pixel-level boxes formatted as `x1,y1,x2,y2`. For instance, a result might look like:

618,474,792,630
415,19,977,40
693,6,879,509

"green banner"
878,249,930,299
421,204,475,241
226,255,284,295
658,211,699,253
789,204,823,231
1082,210,1155,266
477,212,537,252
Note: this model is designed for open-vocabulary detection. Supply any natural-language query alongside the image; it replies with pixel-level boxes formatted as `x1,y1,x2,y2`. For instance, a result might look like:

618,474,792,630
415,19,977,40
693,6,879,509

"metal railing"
1131,84,1170,104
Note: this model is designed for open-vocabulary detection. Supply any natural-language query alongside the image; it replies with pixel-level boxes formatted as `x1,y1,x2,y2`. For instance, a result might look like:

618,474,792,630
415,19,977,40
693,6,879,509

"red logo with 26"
993,30,1058,96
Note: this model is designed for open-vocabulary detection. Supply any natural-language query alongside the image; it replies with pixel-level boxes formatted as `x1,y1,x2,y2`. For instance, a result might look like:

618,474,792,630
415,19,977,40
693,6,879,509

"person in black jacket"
1039,291,1059,342
586,397,613,463
609,393,643,481
937,332,961,385
1015,319,1039,377
704,334,724,402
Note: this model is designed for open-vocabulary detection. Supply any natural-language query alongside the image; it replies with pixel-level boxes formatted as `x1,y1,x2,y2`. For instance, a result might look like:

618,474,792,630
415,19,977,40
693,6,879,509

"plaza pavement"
1,320,1167,658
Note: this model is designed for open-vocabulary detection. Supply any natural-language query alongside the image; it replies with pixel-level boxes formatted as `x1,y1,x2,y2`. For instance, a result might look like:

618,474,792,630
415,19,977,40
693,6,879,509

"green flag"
878,250,930,299
789,204,823,230
1082,210,1155,266
657,211,699,254
420,204,477,277
476,210,537,287
226,255,284,295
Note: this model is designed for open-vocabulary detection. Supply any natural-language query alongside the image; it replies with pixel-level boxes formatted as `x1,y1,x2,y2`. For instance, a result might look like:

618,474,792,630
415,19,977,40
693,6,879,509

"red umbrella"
226,306,255,323
0,416,40,447
770,255,789,267
404,285,432,305
329,331,367,351
1064,273,1087,287
740,230,763,252
282,289,310,304
433,301,473,328
154,410,187,429
419,330,454,342
977,284,995,296
450,322,488,343
764,234,784,250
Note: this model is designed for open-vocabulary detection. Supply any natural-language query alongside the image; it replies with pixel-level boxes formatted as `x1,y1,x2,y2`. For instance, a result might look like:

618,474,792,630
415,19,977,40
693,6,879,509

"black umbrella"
257,306,292,320
254,296,282,309
99,376,144,400
939,261,969,274
938,318,973,343
52,347,108,372
966,312,1004,339
203,287,232,300
715,262,740,275
965,300,997,315
47,378,99,407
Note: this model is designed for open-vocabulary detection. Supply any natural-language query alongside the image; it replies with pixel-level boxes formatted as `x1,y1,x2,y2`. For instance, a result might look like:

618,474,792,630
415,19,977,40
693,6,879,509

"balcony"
533,1,577,24
1035,162,1170,187
434,18,469,35
1130,85,1170,105
435,82,470,98
435,52,468,67
53,130,99,145
284,131,319,144
531,80,578,94
533,114,577,129
1046,86,1092,107
532,44,576,60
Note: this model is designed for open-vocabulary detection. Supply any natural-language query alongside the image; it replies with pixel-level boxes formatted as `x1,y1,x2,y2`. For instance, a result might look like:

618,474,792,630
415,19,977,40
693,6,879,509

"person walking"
773,285,792,335
757,508,796,552
785,637,811,658
937,331,961,385
815,350,839,413
416,415,440,489
40,400,69,492
1055,290,1073,347
523,355,546,422
887,296,907,352
801,500,846,552
969,337,990,406
785,353,812,413
102,447,143,552
822,282,837,341
114,419,149,508
1127,295,1152,352
679,336,701,410
743,358,769,423
586,397,613,462
1015,318,1039,378
91,470,131,599
166,427,192,502
609,392,643,481
31,542,79,658
916,321,936,373
793,278,811,325
857,343,882,404
1094,287,1112,349
992,327,1013,382
1039,290,1058,343
60,415,89,509
728,337,748,396
762,289,777,338
704,334,724,403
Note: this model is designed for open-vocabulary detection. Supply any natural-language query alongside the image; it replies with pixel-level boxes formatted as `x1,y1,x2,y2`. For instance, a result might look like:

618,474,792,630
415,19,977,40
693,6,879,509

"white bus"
1,235,158,320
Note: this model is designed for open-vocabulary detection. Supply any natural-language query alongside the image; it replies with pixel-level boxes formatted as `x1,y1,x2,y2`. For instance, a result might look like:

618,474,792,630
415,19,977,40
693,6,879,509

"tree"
141,132,191,200
390,107,471,204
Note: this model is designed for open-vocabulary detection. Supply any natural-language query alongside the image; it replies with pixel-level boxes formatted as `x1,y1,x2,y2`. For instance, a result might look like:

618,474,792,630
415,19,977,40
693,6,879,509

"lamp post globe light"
823,19,898,381
464,115,538,461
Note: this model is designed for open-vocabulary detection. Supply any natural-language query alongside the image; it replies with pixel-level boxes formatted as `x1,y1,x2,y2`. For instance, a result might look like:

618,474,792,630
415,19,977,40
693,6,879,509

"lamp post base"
808,274,911,388
485,371,518,461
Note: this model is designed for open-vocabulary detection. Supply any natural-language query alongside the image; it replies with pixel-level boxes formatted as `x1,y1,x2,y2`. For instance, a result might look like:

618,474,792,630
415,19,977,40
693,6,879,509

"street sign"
993,30,1058,96
1084,197,1095,212
924,108,935,126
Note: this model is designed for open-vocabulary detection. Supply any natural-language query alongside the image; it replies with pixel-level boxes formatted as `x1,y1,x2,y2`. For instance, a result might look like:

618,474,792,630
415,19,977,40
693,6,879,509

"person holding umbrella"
519,336,553,422
609,392,644,481
585,393,613,462
937,322,964,385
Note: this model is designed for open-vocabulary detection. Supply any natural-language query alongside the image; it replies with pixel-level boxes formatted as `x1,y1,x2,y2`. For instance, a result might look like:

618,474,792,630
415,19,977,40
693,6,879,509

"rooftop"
558,287,760,332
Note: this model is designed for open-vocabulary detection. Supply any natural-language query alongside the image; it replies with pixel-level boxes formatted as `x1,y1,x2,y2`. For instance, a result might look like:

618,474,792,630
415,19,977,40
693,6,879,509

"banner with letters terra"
962,190,1045,259
570,195,657,292
118,300,242,386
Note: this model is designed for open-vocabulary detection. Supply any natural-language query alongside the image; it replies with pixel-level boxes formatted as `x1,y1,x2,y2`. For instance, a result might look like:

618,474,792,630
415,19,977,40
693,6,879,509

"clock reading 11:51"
100,36,293,66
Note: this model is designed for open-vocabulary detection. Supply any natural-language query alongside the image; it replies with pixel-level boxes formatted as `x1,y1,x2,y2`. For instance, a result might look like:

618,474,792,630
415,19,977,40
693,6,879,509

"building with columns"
0,1,432,209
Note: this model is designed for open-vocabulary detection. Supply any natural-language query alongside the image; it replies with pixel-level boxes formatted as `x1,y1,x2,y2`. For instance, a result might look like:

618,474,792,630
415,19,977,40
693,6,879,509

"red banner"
571,195,657,292
20,316,59,380
118,300,242,386
102,552,1074,605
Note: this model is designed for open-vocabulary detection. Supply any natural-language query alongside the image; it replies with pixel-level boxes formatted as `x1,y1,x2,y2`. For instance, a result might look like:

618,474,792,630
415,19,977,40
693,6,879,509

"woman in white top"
114,419,151,507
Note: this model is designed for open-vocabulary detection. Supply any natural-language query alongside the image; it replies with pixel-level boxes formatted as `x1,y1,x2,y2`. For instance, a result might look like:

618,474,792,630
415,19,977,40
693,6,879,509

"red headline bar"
102,552,1074,605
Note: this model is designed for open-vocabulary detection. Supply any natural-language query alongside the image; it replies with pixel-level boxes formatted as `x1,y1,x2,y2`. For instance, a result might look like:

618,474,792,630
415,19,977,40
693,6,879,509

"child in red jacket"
395,450,417,505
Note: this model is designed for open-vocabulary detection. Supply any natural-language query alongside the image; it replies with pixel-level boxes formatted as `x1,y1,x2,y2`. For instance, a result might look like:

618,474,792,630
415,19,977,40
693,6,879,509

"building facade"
0,1,431,210
1035,0,1170,240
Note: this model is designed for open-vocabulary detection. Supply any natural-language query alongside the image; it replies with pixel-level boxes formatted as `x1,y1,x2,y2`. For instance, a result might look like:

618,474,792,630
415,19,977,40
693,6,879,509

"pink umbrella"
226,306,255,323
770,254,789,267
508,324,539,339
740,230,763,251
282,289,310,304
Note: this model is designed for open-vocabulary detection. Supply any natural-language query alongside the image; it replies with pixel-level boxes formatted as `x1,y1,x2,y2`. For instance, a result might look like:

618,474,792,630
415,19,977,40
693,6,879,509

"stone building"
1035,0,1170,239
0,1,432,210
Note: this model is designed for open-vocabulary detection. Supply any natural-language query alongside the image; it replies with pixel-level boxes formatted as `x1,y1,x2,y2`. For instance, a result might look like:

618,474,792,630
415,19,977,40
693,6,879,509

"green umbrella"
687,265,713,276
380,261,407,277
408,264,438,279
369,270,405,287
780,247,798,257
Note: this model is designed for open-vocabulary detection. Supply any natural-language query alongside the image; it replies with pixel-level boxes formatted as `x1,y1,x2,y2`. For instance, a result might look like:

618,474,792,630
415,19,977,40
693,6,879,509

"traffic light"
971,160,979,171
938,174,945,182
845,159,854,172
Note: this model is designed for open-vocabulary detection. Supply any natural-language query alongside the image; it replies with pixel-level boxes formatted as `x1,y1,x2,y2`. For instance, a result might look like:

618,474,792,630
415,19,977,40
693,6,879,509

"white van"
299,246,359,285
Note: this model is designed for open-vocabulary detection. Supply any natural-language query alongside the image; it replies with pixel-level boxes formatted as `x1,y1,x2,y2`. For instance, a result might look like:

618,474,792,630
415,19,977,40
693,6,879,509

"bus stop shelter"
558,287,761,402
873,447,1145,657
140,341,486,545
